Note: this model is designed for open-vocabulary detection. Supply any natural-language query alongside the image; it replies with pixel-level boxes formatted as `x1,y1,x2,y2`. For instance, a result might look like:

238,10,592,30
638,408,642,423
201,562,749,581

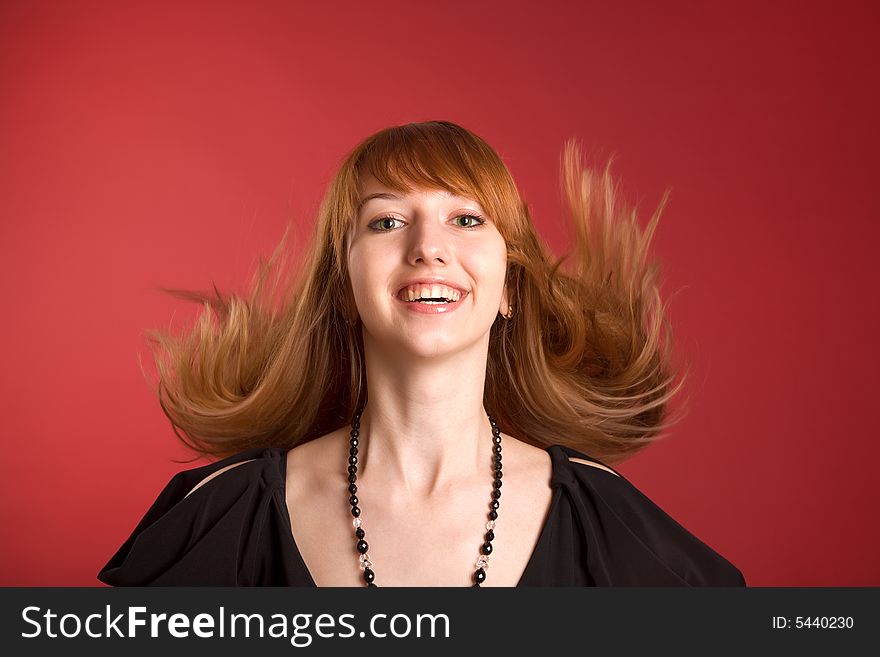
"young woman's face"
347,174,509,359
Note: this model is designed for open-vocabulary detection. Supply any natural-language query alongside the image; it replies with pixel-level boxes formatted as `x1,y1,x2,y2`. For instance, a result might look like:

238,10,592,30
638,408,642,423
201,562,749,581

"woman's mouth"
393,289,467,315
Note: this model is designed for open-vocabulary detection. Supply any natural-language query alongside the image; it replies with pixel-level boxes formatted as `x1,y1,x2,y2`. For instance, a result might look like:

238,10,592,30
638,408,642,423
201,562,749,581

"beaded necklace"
345,409,503,586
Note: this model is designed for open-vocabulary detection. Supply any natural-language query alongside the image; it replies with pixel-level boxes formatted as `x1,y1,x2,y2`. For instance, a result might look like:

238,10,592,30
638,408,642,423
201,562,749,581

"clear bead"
485,520,496,531
353,517,362,529
476,555,489,570
359,553,373,570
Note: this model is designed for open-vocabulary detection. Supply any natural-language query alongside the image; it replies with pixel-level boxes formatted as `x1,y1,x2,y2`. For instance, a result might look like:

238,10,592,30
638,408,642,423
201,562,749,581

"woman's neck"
356,343,493,498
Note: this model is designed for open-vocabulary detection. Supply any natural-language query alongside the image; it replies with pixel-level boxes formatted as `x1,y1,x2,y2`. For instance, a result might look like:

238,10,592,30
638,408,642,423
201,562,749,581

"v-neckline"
277,444,568,588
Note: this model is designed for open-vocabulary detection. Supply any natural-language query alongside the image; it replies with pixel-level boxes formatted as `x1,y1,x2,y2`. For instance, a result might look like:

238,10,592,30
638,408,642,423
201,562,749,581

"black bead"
349,483,357,494
489,510,498,520
348,465,357,474
492,489,501,500
348,473,357,483
351,437,359,447
493,479,502,489
481,542,493,555
368,582,377,587
474,568,486,584
349,455,358,465
349,495,358,506
351,429,359,437
493,435,501,444
351,506,361,517
350,446,358,456
493,445,502,454
356,527,365,539
356,539,368,554
490,500,499,509
363,567,375,583
485,529,495,541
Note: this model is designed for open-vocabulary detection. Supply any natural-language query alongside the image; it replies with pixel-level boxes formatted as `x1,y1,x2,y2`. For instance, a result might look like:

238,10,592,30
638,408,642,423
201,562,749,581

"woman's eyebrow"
357,190,465,212
357,192,400,211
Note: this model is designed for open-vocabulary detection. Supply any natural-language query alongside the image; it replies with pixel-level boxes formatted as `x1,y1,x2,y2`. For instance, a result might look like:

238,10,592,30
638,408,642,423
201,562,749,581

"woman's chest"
285,465,554,587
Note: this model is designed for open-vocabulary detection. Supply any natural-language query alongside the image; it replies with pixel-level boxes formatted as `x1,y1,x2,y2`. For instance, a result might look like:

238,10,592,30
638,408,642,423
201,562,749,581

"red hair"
144,120,686,465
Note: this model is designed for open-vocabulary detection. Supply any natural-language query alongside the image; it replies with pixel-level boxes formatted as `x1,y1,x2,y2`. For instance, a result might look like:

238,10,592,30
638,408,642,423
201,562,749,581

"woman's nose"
406,218,451,264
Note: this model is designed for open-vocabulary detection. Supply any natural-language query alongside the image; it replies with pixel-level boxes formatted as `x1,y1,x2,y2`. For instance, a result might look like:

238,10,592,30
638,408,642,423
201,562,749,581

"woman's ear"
345,291,360,326
339,276,360,326
498,285,512,319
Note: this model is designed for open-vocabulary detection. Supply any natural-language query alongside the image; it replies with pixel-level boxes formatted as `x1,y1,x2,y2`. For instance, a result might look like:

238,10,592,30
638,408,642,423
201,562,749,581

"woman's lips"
393,292,467,315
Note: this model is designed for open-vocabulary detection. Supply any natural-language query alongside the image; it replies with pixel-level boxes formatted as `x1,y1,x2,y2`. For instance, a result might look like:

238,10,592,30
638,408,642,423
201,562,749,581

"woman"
98,120,745,587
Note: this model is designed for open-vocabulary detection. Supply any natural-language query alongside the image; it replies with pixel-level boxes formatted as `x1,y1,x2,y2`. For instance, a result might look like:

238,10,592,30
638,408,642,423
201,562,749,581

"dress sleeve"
558,446,746,586
97,448,280,586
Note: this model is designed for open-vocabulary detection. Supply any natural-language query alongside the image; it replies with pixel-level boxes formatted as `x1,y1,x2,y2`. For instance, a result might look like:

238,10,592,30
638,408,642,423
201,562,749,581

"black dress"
97,444,746,586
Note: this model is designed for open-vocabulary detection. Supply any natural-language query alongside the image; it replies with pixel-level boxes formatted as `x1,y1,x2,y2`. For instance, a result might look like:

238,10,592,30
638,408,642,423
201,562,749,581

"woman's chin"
377,337,470,361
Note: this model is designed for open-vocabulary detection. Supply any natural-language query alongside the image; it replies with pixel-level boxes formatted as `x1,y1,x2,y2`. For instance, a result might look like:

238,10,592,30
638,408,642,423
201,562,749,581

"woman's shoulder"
546,443,746,586
178,446,288,495
97,446,289,586
138,445,289,511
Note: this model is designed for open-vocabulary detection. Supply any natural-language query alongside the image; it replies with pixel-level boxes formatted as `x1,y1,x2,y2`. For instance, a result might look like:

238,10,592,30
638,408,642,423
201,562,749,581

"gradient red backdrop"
1,0,877,586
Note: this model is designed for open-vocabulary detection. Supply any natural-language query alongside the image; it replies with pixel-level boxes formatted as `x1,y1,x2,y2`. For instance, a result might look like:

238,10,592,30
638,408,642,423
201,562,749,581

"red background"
1,0,877,586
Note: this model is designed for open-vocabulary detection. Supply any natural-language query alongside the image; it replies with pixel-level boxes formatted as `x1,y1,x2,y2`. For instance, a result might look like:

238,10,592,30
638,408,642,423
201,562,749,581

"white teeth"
401,284,461,302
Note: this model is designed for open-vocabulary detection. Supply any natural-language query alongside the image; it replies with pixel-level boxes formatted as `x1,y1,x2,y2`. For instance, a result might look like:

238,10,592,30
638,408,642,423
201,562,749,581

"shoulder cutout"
569,456,620,477
184,458,259,498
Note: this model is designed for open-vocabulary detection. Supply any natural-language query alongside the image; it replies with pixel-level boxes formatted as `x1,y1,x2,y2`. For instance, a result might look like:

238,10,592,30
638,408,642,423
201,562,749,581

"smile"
393,292,467,315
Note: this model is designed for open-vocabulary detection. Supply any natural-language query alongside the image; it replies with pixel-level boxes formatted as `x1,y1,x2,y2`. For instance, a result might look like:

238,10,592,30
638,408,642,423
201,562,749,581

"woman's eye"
454,214,486,229
369,216,403,231
368,214,486,232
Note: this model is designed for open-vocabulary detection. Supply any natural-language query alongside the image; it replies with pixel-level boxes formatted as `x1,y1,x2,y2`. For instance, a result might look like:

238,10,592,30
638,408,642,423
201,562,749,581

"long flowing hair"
144,120,688,465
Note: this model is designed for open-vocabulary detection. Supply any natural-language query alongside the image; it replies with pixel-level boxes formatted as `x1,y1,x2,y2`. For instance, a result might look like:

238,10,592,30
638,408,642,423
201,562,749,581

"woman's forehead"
358,179,483,210
358,187,480,209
